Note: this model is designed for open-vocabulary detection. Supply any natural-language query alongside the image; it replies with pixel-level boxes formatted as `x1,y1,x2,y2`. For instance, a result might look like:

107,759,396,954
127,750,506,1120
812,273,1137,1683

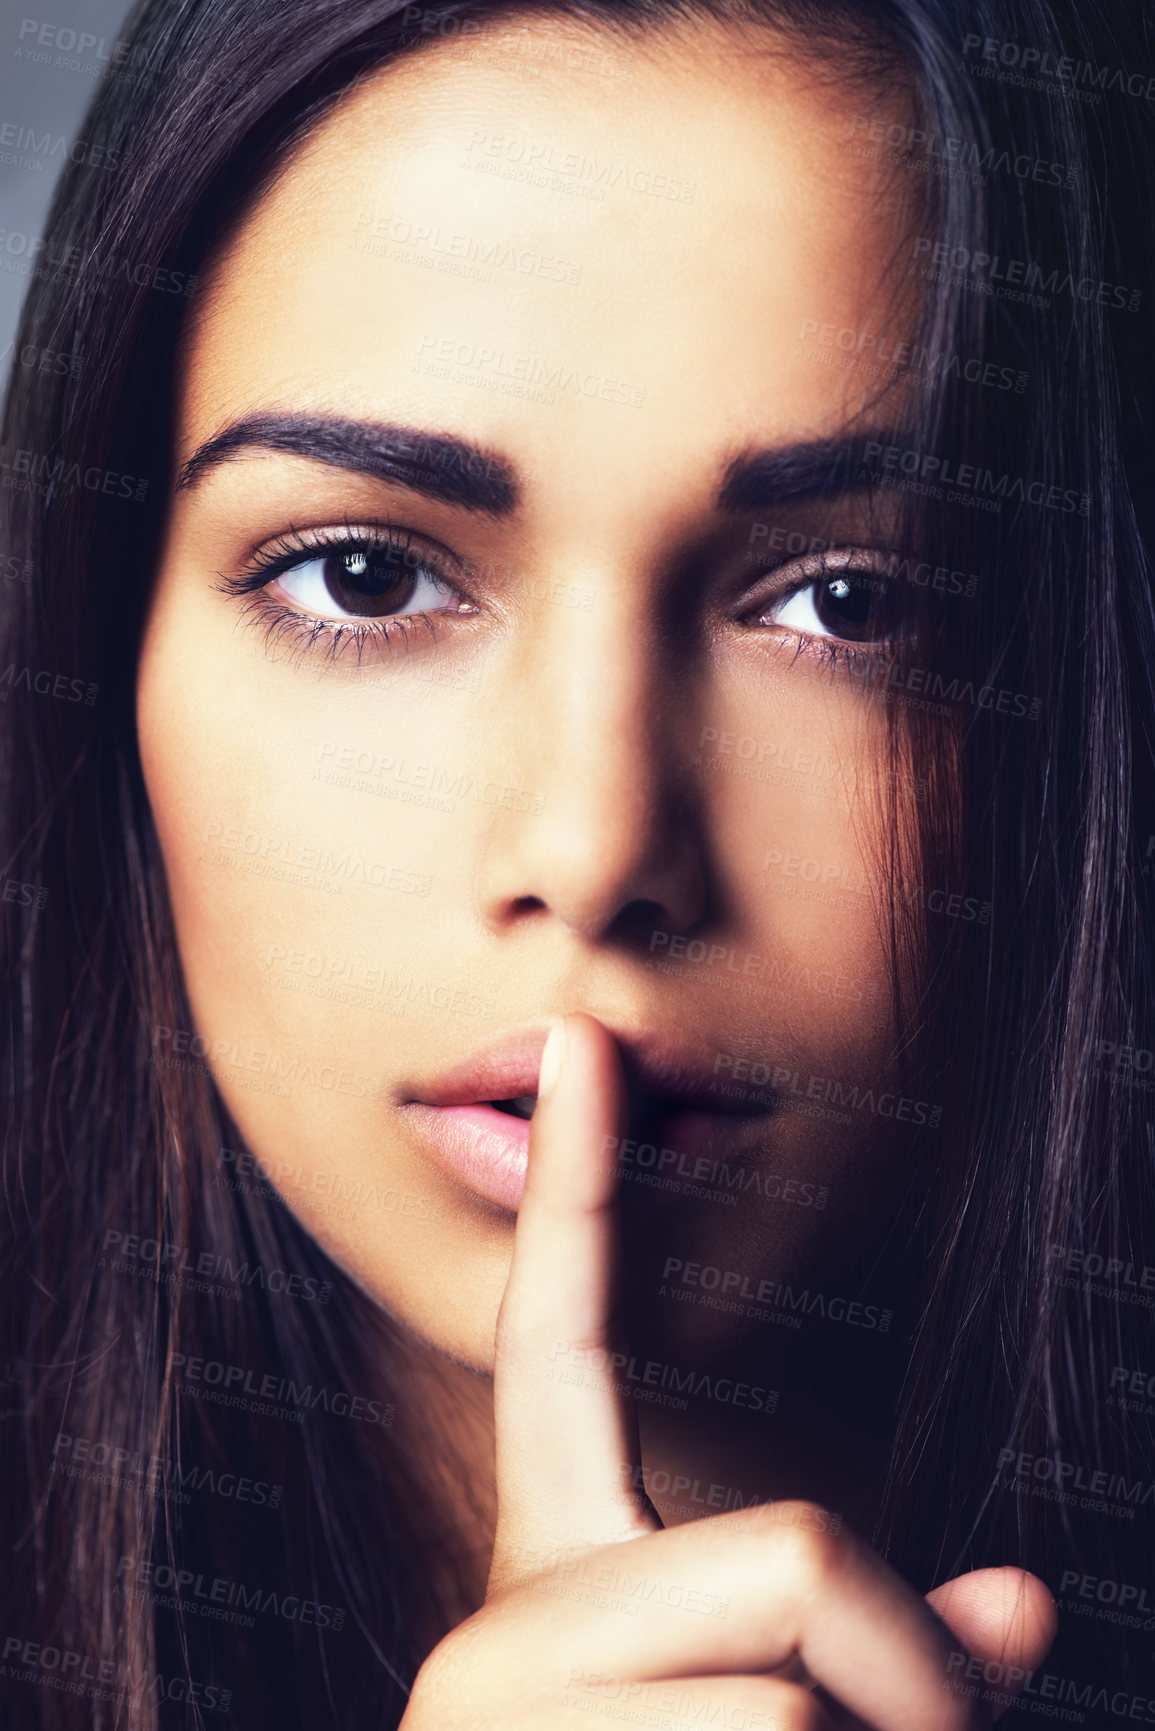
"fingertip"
538,1018,567,1099
542,1013,628,1108
928,1565,1058,1675
523,1014,627,1213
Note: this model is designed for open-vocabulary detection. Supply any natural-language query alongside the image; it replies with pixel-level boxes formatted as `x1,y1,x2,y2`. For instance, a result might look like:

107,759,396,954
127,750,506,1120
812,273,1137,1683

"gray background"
0,0,136,355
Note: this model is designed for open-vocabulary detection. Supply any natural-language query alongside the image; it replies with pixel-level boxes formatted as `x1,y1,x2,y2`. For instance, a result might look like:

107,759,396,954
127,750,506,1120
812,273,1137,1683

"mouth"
400,1026,779,1212
490,1094,538,1121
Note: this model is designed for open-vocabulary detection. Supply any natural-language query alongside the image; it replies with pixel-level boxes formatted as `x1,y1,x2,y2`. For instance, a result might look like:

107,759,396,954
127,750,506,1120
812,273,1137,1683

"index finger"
489,1013,661,1592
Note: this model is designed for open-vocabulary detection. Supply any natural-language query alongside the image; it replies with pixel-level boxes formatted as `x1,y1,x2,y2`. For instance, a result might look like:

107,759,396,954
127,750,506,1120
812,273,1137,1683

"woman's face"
137,14,920,1371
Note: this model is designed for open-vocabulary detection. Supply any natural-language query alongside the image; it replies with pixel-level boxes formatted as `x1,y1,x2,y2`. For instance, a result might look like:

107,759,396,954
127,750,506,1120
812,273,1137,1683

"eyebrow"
176,413,892,516
716,434,891,511
176,414,518,514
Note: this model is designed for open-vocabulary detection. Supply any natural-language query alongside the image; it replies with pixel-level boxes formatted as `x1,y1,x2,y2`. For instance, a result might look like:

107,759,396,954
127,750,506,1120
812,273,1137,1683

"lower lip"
406,1100,777,1213
405,1102,531,1211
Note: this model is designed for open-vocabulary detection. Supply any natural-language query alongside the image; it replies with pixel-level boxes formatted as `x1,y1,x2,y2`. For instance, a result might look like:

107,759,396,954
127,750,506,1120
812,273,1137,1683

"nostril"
610,899,683,952
509,895,547,916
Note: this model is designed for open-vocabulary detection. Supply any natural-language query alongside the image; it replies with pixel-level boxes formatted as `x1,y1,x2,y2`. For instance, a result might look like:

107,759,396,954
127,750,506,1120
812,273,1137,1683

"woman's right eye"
274,542,467,622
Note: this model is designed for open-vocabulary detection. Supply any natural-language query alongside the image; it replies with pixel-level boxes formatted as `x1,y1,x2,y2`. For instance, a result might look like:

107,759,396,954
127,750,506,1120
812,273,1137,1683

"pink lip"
405,1025,550,1111
405,1102,532,1211
400,1021,779,1213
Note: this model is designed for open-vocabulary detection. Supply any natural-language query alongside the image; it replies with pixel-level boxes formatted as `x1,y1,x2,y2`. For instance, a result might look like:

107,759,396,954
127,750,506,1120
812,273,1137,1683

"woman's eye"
273,542,463,621
756,568,902,644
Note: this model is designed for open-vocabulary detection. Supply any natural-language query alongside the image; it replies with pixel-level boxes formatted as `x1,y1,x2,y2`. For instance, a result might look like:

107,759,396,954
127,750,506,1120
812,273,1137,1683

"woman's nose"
474,594,708,945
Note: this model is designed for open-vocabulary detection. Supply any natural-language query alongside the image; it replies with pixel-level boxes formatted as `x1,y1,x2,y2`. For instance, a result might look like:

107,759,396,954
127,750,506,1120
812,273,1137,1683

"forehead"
178,15,917,478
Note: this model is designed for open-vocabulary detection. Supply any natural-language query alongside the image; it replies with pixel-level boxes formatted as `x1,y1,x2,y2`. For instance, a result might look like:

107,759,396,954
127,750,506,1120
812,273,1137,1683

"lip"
400,1021,779,1212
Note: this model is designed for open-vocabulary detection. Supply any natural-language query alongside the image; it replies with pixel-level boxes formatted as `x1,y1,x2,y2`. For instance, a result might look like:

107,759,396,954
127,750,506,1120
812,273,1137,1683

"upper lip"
402,1021,774,1121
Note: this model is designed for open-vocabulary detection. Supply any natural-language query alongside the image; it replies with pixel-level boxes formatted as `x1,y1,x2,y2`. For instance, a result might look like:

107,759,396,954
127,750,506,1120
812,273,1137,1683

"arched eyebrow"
176,413,893,515
176,413,518,514
717,434,893,510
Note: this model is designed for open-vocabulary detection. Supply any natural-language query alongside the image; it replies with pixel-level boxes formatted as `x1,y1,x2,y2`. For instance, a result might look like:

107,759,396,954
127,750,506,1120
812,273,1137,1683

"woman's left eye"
751,562,904,645
273,541,465,621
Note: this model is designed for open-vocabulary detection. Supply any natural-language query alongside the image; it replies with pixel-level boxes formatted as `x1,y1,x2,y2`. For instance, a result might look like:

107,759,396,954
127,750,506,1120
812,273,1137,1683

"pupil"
322,545,413,615
816,572,884,638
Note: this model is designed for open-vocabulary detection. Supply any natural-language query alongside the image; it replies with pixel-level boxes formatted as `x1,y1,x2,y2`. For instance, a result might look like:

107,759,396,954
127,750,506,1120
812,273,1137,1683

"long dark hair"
2,0,1152,1725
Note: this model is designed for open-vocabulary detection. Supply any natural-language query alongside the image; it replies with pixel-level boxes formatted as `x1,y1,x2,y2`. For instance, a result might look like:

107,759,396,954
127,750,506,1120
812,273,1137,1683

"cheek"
135,581,512,1345
134,578,474,1064
697,672,896,1063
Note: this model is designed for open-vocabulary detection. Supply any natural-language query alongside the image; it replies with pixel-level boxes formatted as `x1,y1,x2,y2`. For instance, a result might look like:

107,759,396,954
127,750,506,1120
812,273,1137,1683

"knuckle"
750,1501,846,1587
411,1614,487,1700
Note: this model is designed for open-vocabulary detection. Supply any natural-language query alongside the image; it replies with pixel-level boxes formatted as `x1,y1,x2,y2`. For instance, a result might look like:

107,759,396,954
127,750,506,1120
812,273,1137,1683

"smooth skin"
134,12,1057,1719
140,14,914,1393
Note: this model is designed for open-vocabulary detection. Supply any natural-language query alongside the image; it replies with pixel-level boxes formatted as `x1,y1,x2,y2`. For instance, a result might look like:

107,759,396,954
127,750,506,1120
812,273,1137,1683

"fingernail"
538,1020,566,1098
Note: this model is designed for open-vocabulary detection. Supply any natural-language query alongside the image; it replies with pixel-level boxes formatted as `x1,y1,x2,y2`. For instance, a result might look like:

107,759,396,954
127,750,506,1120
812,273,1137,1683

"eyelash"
215,522,905,673
742,549,906,678
213,519,466,670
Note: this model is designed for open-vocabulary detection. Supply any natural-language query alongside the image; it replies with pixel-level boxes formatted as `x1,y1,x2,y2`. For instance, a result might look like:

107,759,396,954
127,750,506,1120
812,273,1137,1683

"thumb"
925,1566,1058,1720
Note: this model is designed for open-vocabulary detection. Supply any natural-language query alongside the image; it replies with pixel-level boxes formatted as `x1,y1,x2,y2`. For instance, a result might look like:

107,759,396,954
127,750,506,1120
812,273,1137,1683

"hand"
401,1014,1056,1729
